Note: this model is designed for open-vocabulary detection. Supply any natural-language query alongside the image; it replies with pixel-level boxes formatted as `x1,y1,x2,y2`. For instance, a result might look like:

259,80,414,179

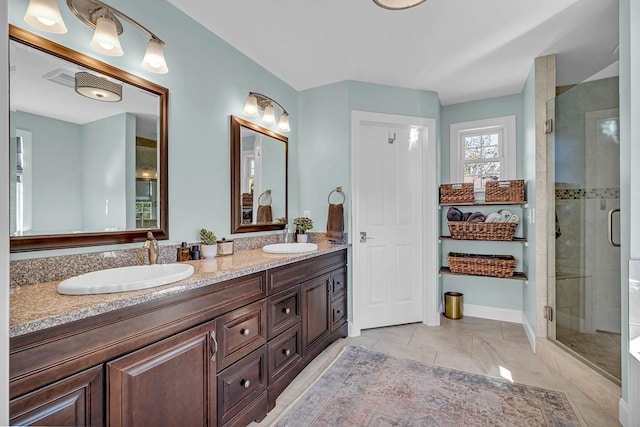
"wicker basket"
448,252,517,278
448,221,518,241
242,193,253,207
485,180,525,203
440,183,474,204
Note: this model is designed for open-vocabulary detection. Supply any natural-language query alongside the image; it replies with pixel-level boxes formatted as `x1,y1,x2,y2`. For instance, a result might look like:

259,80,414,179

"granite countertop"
10,242,348,338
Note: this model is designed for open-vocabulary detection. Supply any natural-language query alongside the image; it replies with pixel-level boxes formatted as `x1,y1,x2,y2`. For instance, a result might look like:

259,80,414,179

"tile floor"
253,316,621,426
557,325,621,381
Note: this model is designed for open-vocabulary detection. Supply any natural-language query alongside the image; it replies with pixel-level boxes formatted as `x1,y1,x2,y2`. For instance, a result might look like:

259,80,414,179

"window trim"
450,115,516,189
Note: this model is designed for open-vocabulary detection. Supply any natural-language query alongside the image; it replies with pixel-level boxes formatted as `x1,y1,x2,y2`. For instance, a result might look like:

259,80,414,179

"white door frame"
350,110,439,336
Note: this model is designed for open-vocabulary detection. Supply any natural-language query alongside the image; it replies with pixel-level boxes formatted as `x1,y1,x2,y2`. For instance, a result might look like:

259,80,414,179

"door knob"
360,232,375,243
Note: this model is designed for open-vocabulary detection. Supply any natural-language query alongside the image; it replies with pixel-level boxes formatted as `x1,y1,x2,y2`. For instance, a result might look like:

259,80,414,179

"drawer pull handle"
283,348,291,356
336,281,342,287
241,328,250,336
241,379,251,389
283,307,291,315
336,309,341,314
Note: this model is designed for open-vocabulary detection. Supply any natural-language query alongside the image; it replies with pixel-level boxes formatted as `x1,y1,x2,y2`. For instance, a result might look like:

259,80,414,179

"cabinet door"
10,365,103,426
301,274,330,353
107,320,217,427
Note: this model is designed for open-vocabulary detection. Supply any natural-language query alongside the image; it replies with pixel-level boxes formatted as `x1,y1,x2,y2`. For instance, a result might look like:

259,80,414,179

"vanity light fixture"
75,71,122,102
372,0,427,10
23,0,169,74
242,92,291,132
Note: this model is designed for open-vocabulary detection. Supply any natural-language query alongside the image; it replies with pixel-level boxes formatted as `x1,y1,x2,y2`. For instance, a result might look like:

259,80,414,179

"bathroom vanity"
9,246,348,426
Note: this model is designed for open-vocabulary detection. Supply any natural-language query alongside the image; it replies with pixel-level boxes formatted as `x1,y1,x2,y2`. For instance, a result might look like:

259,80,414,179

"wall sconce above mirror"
243,92,290,132
230,116,288,233
23,0,169,74
9,25,169,252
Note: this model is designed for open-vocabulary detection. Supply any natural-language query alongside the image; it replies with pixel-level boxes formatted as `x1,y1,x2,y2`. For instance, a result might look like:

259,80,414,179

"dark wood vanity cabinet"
9,249,348,426
107,320,217,427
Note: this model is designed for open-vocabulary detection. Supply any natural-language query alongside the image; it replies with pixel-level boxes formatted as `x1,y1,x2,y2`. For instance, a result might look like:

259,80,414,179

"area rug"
273,346,584,426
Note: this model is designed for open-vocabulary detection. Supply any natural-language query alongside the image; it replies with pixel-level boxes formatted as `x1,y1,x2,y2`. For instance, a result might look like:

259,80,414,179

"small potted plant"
199,228,218,259
293,217,313,243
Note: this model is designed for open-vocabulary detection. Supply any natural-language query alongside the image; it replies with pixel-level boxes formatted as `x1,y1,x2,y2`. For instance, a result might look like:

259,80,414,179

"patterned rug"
274,346,584,426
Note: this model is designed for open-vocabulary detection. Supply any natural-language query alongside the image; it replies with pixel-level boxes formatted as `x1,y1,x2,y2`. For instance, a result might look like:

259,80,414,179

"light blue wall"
439,94,525,311
8,0,299,254
441,94,523,183
11,111,83,232
521,65,537,333
298,81,441,235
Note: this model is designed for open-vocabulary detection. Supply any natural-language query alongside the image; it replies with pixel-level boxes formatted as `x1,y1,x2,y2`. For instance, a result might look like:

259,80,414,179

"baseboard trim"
619,397,628,427
463,304,523,324
521,313,536,353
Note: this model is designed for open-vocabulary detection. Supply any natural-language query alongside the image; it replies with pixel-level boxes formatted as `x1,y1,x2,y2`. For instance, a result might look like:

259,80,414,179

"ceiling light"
75,71,122,102
89,15,124,56
24,0,68,34
24,0,168,74
373,0,427,10
243,92,291,132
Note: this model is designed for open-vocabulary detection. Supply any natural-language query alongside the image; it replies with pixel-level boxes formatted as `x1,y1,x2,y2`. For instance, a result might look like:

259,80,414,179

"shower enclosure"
547,76,621,383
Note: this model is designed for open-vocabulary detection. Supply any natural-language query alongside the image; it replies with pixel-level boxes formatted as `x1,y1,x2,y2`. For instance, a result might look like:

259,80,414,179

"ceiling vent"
42,68,76,88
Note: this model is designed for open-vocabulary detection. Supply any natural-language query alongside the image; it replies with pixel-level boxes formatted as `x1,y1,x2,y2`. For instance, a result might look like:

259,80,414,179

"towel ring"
258,190,272,206
328,187,346,205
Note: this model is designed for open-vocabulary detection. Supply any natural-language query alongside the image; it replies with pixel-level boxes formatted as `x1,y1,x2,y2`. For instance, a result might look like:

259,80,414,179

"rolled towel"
468,212,487,222
256,205,272,223
326,204,344,242
447,207,462,221
461,212,472,221
485,212,502,223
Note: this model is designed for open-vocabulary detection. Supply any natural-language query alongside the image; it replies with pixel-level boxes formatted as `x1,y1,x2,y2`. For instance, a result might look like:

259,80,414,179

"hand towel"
257,205,272,223
326,204,344,242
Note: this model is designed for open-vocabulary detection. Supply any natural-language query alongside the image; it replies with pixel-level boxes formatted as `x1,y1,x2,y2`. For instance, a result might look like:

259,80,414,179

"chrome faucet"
144,231,159,265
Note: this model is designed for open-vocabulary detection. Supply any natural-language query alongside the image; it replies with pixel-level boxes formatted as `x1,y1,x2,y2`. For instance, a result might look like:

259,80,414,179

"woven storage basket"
448,252,517,278
448,221,518,241
485,180,525,203
440,183,474,204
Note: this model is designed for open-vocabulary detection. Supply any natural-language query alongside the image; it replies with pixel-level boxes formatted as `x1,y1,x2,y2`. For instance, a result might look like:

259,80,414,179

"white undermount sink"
57,263,195,295
262,243,318,254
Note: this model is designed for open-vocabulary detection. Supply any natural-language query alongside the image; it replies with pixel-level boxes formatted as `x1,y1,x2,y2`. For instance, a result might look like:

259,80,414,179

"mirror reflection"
9,26,169,251
231,116,287,233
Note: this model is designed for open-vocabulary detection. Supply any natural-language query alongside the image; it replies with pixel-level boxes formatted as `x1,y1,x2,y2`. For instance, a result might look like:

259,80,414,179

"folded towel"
447,207,462,221
467,212,486,222
256,205,272,223
326,203,344,242
461,212,472,221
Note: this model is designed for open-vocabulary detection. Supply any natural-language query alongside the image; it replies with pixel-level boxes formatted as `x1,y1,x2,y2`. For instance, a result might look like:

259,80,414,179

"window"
450,116,516,190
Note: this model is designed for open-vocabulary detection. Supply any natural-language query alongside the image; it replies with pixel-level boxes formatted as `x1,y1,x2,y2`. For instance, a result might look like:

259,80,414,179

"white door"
352,112,436,331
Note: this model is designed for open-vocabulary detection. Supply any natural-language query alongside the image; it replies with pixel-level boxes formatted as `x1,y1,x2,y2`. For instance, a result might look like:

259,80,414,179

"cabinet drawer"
217,300,267,370
331,267,347,296
331,293,347,332
267,251,346,294
267,324,302,384
268,286,301,339
217,346,267,427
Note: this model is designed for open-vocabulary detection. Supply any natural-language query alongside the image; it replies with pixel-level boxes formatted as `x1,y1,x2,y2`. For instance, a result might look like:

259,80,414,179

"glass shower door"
548,77,621,382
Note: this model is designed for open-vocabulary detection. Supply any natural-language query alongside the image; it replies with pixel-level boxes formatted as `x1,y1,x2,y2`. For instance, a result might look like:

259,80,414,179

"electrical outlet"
304,210,311,218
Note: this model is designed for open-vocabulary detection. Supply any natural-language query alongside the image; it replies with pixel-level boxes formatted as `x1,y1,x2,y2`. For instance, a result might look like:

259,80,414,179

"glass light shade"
373,0,427,10
24,0,68,34
90,17,124,56
261,104,276,125
142,39,169,74
243,94,260,117
277,113,291,132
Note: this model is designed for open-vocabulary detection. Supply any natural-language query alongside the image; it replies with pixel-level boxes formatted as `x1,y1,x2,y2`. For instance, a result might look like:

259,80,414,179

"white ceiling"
167,0,619,105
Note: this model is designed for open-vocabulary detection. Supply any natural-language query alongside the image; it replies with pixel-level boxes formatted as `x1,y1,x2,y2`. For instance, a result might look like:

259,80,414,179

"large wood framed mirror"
230,116,287,233
9,25,169,252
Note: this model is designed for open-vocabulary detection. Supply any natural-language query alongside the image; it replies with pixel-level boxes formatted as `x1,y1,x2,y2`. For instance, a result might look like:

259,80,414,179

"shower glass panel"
548,76,620,383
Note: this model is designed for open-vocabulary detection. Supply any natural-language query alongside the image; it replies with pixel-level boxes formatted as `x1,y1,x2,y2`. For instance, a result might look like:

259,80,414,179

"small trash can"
444,292,463,319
